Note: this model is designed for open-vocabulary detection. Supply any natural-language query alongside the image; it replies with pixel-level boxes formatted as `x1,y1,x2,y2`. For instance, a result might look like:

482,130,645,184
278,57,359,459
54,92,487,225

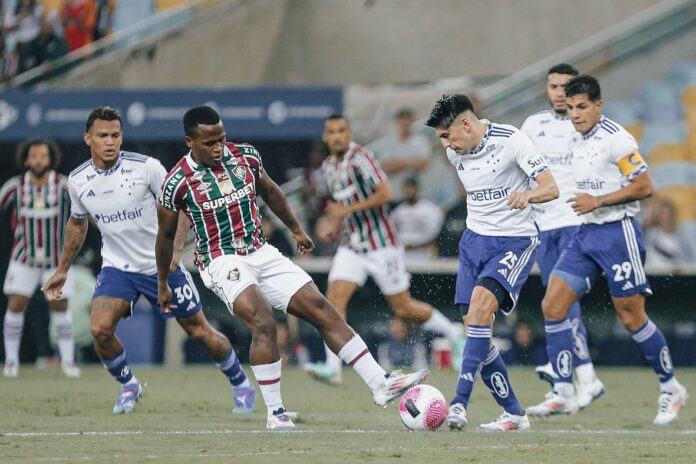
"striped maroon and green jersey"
160,142,266,269
0,171,70,268
322,142,400,253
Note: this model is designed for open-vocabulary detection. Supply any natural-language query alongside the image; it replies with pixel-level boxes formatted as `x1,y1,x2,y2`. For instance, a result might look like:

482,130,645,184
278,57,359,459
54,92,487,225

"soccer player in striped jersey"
521,63,605,409
426,94,560,431
43,107,255,415
303,114,464,385
1,139,79,378
157,106,428,431
527,76,688,425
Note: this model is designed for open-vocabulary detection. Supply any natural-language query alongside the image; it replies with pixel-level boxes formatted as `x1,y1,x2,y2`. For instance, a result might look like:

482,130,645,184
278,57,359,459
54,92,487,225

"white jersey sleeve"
145,157,167,197
68,163,90,219
512,131,549,179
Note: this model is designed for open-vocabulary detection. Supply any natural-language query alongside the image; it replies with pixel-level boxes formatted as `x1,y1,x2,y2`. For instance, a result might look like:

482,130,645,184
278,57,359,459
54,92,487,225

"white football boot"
535,362,557,387
266,408,296,431
373,368,429,407
3,362,18,378
576,378,605,409
527,391,579,417
113,381,144,414
61,363,81,378
654,384,689,425
479,412,530,431
445,403,468,430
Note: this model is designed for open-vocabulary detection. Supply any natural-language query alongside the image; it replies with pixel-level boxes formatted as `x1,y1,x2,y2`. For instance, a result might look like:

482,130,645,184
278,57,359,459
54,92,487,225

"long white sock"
660,376,682,394
51,311,75,366
337,335,387,391
324,343,343,373
250,360,284,415
575,363,598,385
3,311,24,365
421,308,463,341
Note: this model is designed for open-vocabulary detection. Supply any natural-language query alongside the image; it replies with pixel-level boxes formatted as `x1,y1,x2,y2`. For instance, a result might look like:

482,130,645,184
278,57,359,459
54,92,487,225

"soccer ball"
398,384,447,431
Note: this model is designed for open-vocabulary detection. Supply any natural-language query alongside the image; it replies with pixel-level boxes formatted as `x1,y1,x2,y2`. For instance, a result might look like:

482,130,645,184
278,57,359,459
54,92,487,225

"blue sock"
451,324,490,408
100,350,134,384
480,347,524,416
631,319,674,382
217,348,248,387
568,302,591,368
545,319,574,388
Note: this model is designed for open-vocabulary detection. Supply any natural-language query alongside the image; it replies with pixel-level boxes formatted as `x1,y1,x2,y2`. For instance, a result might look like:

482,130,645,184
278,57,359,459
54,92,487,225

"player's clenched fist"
507,191,530,210
157,282,173,314
42,272,67,301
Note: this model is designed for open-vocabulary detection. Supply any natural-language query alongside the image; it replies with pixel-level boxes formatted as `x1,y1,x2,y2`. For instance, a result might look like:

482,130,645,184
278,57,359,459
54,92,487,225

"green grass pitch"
1,366,694,463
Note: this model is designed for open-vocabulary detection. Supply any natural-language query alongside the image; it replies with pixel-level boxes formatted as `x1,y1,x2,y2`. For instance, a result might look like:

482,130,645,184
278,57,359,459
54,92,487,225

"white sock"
421,308,463,341
250,360,284,415
575,363,598,385
660,377,681,394
337,335,387,391
554,382,575,398
51,311,75,366
3,310,24,365
324,343,343,373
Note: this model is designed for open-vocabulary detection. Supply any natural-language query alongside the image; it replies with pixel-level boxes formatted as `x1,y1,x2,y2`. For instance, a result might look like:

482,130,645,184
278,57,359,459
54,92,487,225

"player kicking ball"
43,107,256,415
526,75,688,425
156,106,428,431
425,95,559,431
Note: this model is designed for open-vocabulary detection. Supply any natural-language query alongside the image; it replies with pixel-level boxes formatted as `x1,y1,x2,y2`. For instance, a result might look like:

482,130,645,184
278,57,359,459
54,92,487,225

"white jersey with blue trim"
68,151,166,274
569,116,647,225
521,109,580,231
446,121,549,237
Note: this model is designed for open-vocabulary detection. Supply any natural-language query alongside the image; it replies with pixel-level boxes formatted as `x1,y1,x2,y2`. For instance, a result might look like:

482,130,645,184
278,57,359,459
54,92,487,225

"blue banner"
0,88,343,141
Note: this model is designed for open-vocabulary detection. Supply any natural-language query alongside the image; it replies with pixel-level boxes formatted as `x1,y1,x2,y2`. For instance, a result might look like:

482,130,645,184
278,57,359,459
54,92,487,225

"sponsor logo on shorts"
490,372,509,398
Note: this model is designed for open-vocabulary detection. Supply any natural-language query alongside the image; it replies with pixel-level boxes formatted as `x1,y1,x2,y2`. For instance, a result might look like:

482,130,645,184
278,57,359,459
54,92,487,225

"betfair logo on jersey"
201,184,254,210
576,178,606,190
467,187,510,202
545,153,572,166
94,207,144,223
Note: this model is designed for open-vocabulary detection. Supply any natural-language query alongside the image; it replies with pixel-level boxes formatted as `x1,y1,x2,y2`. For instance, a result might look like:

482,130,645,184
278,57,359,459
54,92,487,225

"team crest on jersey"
34,197,45,209
227,267,240,281
218,179,234,195
232,166,246,182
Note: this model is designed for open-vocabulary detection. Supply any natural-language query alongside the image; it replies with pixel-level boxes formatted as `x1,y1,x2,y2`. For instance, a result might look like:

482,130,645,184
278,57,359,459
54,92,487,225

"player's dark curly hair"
565,75,602,102
425,94,475,128
183,106,221,137
15,138,63,172
85,106,121,132
548,63,579,76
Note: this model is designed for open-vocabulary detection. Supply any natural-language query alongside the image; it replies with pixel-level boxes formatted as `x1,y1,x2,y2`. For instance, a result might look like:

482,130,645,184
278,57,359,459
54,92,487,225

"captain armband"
617,150,648,180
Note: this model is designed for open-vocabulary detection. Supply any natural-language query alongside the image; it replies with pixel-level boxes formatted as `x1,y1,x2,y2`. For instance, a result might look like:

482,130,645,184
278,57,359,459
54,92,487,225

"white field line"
2,429,696,438
22,441,696,461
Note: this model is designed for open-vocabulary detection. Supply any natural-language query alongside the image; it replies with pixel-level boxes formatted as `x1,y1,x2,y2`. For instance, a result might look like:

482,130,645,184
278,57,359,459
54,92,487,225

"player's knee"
248,309,276,338
90,322,115,345
540,295,561,319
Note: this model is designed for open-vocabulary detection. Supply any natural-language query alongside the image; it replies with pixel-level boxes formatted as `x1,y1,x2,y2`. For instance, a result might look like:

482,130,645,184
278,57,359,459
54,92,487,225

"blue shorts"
93,265,202,319
456,230,540,315
553,217,652,298
537,226,579,286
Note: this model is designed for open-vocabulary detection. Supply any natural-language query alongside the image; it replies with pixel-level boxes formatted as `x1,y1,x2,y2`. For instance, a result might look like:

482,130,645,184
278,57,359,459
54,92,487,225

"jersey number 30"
174,284,194,304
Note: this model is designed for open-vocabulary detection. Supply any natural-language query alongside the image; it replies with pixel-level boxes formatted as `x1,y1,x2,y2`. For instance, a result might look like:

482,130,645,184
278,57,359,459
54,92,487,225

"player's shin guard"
452,325,491,408
250,359,284,414
631,319,675,384
480,346,524,416
545,319,574,396
51,311,76,365
100,350,134,384
338,335,387,390
3,310,24,365
216,348,250,387
568,302,591,368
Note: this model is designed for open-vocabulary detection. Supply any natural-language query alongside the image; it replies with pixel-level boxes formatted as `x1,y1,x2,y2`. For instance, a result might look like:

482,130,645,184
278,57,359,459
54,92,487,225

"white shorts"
200,244,312,315
328,246,410,296
3,260,74,300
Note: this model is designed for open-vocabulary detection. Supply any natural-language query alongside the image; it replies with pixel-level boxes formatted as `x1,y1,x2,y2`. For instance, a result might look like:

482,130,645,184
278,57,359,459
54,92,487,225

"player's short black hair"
183,106,221,137
425,94,475,128
325,113,348,123
565,75,602,102
85,106,121,132
548,63,579,76
403,176,419,188
15,138,63,172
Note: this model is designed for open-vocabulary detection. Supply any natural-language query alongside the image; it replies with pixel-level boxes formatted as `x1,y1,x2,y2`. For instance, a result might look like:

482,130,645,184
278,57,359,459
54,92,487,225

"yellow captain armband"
617,150,648,179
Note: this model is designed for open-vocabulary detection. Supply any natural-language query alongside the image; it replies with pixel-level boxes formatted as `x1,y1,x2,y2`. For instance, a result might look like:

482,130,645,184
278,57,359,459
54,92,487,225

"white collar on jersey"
91,152,123,175
468,120,491,155
581,115,605,140
185,146,233,170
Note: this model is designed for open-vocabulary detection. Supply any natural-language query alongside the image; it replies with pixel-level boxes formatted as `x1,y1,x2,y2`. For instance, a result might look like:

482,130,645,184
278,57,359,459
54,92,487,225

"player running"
526,75,688,425
521,63,605,409
303,114,464,385
43,107,256,415
425,94,559,431
1,139,79,378
156,106,428,431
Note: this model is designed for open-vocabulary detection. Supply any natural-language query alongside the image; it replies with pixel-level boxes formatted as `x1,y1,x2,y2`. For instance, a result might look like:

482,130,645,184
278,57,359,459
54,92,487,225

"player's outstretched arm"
156,204,179,312
257,173,315,255
42,216,88,301
508,171,559,210
569,170,653,215
325,181,394,218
